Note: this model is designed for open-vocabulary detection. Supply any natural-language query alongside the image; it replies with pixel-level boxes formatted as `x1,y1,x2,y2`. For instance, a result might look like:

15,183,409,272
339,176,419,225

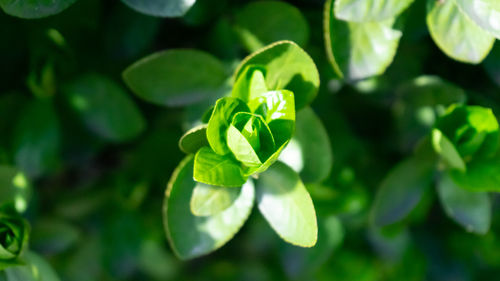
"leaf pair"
0,213,29,271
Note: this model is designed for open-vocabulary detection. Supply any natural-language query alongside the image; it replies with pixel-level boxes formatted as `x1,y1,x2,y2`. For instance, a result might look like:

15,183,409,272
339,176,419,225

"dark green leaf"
178,124,208,154
193,147,247,187
449,159,500,192
121,0,196,17
190,184,240,216
0,0,77,18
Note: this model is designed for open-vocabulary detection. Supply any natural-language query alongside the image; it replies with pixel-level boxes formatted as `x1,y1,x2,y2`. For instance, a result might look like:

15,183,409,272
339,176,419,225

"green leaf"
207,97,250,155
0,166,30,213
164,156,254,259
123,49,227,107
484,43,500,86
234,41,319,110
256,161,318,247
179,124,208,154
231,65,268,102
64,73,146,142
334,0,415,22
3,251,60,281
426,0,495,64
0,0,77,18
324,0,403,80
234,1,309,52
121,0,196,17
279,107,332,183
437,173,491,234
190,183,240,216
13,101,60,179
432,129,466,171
449,159,500,192
0,214,29,270
455,0,500,39
193,147,247,187
371,156,435,227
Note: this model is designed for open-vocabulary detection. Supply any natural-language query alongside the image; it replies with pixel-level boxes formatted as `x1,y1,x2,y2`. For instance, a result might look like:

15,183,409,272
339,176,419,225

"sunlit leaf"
121,0,196,17
334,0,415,22
190,184,240,216
455,0,500,39
193,147,247,187
178,124,208,154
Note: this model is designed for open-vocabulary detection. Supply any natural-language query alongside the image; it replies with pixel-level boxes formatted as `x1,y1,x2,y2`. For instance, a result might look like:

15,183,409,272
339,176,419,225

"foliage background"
1,0,500,280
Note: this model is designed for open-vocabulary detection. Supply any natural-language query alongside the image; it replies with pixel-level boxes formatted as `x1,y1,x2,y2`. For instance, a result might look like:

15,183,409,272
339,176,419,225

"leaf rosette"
0,213,29,270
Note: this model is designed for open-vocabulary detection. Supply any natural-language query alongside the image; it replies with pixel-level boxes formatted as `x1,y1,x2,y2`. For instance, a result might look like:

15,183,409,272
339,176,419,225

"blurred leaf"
13,101,60,179
280,107,332,183
233,41,319,110
256,161,318,247
0,0,77,19
235,1,309,52
31,219,79,255
64,73,146,142
0,214,29,270
484,43,500,86
449,158,500,192
437,173,491,234
325,0,403,80
432,129,466,171
371,156,435,227
334,0,415,22
164,156,255,259
178,124,208,154
123,49,227,107
0,166,30,213
194,147,247,187
121,0,196,17
426,0,495,63
3,252,60,281
455,0,500,39
190,184,240,216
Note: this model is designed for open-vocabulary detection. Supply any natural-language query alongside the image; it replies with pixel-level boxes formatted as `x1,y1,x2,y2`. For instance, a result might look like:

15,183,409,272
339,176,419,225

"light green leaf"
371,156,435,227
0,0,77,18
65,73,146,142
234,41,319,110
324,0,403,80
206,97,250,155
190,183,240,216
231,65,268,102
426,0,495,64
193,147,247,187
437,173,491,234
164,156,254,259
13,101,60,179
455,0,500,39
123,49,227,107
178,124,208,154
279,107,332,183
449,159,500,192
234,1,309,52
0,166,30,213
256,161,318,247
432,129,466,171
121,0,196,17
334,0,415,22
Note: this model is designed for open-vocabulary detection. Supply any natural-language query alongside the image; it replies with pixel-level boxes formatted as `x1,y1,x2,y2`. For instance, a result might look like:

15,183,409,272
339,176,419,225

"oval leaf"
234,41,319,110
179,124,208,154
426,0,495,64
65,73,146,142
437,173,491,234
256,161,318,247
0,0,77,18
190,183,240,216
235,1,309,52
455,0,500,39
123,49,227,107
324,0,403,80
164,156,254,259
335,0,415,22
193,147,247,187
121,0,196,17
432,129,466,171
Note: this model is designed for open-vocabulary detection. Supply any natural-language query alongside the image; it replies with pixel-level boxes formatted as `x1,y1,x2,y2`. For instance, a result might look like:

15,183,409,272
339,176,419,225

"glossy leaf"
193,147,247,187
234,41,319,110
279,107,332,183
121,0,196,17
235,1,309,52
335,0,415,22
178,124,208,154
325,0,403,80
190,184,240,216
449,159,500,192
206,97,250,155
371,156,435,227
0,166,30,213
65,73,146,142
164,156,254,259
123,50,227,107
455,0,500,39
256,161,318,247
231,65,268,102
0,0,77,18
437,173,491,234
432,129,466,171
426,0,495,64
